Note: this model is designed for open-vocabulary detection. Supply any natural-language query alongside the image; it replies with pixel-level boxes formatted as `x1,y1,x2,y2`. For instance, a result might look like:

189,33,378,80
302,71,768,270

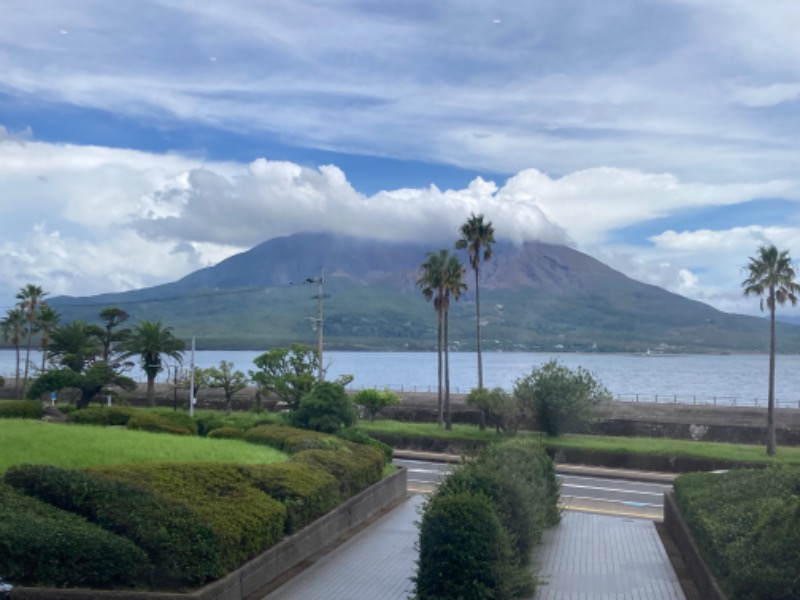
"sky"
1,0,799,317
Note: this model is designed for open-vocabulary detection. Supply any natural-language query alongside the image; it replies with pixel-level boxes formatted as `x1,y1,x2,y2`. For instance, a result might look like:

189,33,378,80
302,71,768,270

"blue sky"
1,0,799,316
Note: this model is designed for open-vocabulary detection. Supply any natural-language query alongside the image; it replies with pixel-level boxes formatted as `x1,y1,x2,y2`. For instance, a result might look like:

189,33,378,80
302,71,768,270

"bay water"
1,349,799,409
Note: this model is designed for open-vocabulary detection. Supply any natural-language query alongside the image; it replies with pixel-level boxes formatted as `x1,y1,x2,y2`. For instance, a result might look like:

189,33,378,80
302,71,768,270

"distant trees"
456,213,495,429
249,344,321,411
742,244,800,456
1,307,26,395
206,360,248,415
15,284,48,395
119,321,185,406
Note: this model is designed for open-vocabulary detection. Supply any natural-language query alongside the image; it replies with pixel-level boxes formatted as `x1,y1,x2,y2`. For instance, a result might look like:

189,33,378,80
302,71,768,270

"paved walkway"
262,496,686,600
532,512,685,600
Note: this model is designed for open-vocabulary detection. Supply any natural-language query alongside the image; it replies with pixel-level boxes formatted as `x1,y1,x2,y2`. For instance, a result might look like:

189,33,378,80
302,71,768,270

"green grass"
0,420,288,474
359,419,800,465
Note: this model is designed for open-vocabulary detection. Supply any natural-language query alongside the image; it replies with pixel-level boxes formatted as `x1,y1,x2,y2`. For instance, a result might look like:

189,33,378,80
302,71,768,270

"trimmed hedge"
336,426,393,461
126,411,196,436
67,406,135,426
674,467,800,600
0,400,43,420
3,464,221,588
245,424,346,454
414,438,560,599
0,482,151,589
207,426,246,440
241,462,341,534
89,463,286,570
292,443,386,497
416,492,515,600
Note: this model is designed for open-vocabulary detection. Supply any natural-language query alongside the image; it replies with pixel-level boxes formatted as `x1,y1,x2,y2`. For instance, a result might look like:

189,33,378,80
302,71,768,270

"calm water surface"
2,349,799,408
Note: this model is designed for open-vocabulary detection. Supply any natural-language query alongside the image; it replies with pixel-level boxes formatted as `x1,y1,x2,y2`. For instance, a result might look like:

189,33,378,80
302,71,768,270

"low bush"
245,424,345,454
352,388,400,421
67,406,135,426
126,412,196,436
90,463,286,571
241,462,340,534
415,492,515,600
207,426,245,440
336,427,393,461
674,467,800,600
0,482,151,589
290,381,356,433
194,412,226,436
292,443,386,497
4,464,221,588
0,400,43,420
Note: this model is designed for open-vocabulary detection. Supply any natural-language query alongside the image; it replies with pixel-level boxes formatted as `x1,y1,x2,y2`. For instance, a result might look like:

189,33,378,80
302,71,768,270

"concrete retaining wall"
12,468,408,600
663,490,728,600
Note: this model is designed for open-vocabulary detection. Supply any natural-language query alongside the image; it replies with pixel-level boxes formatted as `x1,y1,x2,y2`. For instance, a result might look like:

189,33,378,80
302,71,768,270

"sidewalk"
531,511,686,600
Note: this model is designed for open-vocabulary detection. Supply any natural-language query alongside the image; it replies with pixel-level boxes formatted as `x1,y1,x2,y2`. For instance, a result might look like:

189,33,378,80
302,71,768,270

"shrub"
194,412,225,436
674,467,800,600
4,464,221,588
353,388,401,421
514,359,610,436
0,482,151,589
336,427,393,461
244,424,345,454
0,400,43,420
241,462,340,534
293,443,386,497
67,405,135,426
126,412,195,435
207,426,245,440
415,492,515,600
466,387,523,433
0,375,4,388
290,381,356,433
90,463,286,571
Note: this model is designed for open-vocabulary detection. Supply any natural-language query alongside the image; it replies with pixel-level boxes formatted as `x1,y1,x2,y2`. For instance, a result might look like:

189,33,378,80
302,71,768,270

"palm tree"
417,250,448,426
1,308,26,395
742,244,800,456
37,305,60,372
455,213,495,429
16,284,47,395
441,253,467,430
48,320,102,373
119,320,185,406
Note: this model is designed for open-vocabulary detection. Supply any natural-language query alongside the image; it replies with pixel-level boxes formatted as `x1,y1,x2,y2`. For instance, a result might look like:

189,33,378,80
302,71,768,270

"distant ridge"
49,232,800,353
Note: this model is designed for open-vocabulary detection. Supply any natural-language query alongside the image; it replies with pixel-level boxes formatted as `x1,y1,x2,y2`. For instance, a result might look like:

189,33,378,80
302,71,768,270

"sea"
2,349,799,409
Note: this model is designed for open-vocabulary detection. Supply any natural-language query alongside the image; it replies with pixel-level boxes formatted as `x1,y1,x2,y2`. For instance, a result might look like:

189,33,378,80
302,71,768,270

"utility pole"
303,269,325,382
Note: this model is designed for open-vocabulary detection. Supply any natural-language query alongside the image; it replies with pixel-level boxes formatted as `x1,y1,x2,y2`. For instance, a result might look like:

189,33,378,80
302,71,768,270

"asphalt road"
396,458,671,521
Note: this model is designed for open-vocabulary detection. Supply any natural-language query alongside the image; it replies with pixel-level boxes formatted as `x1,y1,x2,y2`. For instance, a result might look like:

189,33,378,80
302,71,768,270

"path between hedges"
260,493,687,600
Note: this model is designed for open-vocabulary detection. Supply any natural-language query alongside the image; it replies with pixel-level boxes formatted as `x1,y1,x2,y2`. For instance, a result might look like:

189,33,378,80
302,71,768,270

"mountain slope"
49,232,800,353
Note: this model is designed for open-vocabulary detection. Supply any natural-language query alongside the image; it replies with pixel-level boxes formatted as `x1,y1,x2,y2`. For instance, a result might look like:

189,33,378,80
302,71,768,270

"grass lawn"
0,419,288,474
359,419,800,465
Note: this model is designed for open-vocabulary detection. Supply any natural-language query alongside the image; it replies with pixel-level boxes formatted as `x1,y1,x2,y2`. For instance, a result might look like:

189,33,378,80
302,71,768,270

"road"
396,458,672,521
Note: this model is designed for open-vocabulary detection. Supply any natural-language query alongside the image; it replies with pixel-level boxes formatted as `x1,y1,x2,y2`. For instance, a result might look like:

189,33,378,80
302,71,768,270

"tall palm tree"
16,284,47,395
742,244,800,456
441,253,467,431
119,320,185,406
417,250,448,426
37,304,60,372
455,213,495,429
1,308,26,396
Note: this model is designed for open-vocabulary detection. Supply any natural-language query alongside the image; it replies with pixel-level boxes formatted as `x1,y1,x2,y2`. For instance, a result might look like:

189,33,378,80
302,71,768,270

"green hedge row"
0,482,150,589
0,400,43,420
88,463,286,571
415,438,561,600
3,464,221,588
674,467,800,600
126,411,198,435
67,406,135,426
294,443,386,497
244,424,346,453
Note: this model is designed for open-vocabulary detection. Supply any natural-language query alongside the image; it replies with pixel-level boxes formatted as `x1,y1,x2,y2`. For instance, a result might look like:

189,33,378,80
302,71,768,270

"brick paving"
261,496,686,600
532,512,686,600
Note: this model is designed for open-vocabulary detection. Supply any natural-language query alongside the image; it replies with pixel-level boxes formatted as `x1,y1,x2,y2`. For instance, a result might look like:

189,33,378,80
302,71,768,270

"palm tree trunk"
474,266,485,430
767,299,777,456
146,374,156,407
22,332,33,396
14,344,20,396
444,308,452,431
437,310,443,426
